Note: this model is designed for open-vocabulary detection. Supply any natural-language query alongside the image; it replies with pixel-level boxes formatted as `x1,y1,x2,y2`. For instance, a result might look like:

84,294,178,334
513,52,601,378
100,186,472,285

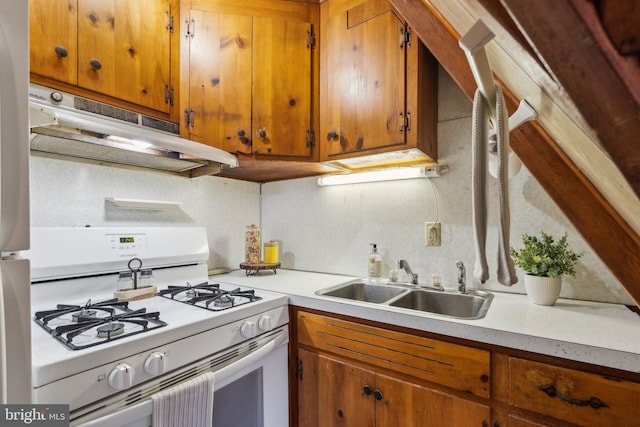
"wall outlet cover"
425,222,441,246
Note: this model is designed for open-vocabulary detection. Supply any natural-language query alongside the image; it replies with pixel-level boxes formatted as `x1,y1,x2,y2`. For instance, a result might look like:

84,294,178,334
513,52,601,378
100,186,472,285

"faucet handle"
455,260,466,293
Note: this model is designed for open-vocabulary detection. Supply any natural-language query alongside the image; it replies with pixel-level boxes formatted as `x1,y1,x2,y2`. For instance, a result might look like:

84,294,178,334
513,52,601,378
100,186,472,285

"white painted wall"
29,157,260,270
29,67,633,304
261,68,633,305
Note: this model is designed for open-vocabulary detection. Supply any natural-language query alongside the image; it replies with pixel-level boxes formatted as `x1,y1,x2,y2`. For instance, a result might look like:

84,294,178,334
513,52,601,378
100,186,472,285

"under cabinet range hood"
28,84,238,176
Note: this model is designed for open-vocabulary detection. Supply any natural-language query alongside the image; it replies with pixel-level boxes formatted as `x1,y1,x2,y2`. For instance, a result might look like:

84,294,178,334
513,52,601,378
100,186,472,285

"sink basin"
316,281,407,303
316,280,493,320
387,289,493,319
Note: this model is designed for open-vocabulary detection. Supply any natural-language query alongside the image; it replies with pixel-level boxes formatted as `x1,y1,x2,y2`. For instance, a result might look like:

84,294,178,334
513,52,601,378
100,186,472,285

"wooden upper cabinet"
77,0,172,113
30,0,78,85
320,0,437,162
181,0,316,158
186,10,253,153
29,0,174,116
252,17,312,157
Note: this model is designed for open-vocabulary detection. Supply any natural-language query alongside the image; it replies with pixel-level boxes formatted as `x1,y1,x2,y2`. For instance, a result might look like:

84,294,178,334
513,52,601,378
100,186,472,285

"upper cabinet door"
252,17,312,157
186,10,253,154
77,0,171,113
30,0,78,85
323,0,406,157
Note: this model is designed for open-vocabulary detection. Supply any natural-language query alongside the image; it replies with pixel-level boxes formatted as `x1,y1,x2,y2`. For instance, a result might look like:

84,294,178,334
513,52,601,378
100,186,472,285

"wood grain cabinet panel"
509,357,640,426
77,0,172,113
181,0,315,158
319,0,437,163
30,0,78,85
297,348,490,427
30,0,174,115
297,311,491,398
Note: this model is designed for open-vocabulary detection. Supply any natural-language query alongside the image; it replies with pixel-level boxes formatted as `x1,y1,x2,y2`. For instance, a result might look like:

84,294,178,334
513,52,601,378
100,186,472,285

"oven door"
73,326,288,427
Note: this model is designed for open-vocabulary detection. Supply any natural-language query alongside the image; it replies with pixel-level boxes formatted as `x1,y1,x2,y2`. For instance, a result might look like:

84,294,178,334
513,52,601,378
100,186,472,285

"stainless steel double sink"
315,280,493,320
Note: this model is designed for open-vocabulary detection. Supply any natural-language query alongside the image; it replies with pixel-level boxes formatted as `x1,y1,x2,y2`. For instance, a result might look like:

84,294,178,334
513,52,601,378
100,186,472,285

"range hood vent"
29,85,238,177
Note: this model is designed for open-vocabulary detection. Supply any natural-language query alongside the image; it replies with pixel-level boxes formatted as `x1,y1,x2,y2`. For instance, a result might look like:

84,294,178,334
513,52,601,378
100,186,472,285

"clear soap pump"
368,243,382,280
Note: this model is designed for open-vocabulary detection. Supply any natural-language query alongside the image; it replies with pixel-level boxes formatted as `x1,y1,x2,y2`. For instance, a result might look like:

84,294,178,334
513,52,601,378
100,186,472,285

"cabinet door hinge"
184,108,195,128
399,112,411,133
296,358,303,380
164,84,174,106
185,19,195,38
169,15,174,34
306,30,316,50
400,27,411,49
306,129,315,148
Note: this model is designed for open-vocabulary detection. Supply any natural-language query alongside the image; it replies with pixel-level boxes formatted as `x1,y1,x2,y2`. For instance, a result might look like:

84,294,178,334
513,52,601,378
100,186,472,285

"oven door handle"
76,328,288,427
215,329,288,388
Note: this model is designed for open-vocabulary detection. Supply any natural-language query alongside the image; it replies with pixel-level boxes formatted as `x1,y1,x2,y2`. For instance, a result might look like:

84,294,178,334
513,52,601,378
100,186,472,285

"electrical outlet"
425,222,441,246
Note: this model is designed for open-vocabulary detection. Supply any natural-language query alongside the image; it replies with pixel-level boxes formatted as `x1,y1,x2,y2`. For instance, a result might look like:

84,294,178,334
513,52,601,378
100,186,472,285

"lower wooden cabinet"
295,310,491,427
292,308,640,427
509,358,640,426
297,348,490,427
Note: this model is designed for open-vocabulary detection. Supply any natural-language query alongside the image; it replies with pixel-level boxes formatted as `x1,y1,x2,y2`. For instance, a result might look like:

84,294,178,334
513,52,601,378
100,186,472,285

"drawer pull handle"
539,385,609,409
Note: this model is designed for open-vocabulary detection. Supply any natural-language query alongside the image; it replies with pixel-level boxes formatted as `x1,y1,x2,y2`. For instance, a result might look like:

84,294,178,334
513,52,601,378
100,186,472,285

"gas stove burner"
212,294,235,308
159,281,262,311
34,300,167,350
96,322,125,338
72,309,97,322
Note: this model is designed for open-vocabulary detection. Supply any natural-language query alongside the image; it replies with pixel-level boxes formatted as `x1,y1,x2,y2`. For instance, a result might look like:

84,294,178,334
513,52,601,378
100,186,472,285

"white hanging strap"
472,89,489,283
495,85,518,286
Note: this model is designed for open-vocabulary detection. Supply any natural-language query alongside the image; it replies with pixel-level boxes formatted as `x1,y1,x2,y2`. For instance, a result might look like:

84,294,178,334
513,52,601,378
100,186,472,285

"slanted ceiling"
387,0,640,305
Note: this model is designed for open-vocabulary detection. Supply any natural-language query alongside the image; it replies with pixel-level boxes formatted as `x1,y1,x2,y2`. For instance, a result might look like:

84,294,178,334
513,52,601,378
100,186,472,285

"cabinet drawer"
297,311,490,398
509,357,640,426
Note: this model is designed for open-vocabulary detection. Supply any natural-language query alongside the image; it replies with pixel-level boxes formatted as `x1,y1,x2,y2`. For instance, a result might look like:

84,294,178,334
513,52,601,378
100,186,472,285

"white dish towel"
152,372,215,427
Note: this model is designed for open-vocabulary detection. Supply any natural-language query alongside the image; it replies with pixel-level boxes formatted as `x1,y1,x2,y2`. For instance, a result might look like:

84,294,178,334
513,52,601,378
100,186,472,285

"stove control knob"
108,363,135,390
144,352,167,376
240,321,257,338
258,315,273,332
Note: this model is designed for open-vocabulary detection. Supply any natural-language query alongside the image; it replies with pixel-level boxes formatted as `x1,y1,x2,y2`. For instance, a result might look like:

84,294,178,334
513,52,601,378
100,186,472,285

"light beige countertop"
212,269,640,374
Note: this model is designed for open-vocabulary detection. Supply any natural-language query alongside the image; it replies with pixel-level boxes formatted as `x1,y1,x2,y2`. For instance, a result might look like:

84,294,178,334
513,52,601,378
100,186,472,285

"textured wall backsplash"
261,68,633,305
29,157,260,270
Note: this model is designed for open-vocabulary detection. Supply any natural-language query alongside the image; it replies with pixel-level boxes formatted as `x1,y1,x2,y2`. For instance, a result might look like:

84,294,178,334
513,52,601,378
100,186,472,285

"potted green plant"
510,231,582,305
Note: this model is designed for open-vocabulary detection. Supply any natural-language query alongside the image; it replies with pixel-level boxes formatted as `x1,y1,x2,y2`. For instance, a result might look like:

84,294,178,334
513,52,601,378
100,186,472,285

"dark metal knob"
327,130,338,141
237,129,246,137
54,46,68,58
363,385,372,395
90,59,102,70
258,129,267,138
373,390,383,400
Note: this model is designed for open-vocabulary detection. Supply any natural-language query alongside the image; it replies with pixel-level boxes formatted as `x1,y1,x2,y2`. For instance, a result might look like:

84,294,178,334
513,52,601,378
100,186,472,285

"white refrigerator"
0,0,31,404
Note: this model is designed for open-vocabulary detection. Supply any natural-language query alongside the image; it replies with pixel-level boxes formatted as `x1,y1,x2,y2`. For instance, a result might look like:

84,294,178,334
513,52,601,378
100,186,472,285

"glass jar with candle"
263,241,279,264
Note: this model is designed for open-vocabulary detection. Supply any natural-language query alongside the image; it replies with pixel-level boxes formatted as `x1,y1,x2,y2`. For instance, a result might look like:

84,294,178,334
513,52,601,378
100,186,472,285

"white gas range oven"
28,227,289,427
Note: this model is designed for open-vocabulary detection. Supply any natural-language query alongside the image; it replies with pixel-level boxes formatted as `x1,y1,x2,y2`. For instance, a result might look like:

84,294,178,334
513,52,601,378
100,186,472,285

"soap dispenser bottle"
368,243,382,280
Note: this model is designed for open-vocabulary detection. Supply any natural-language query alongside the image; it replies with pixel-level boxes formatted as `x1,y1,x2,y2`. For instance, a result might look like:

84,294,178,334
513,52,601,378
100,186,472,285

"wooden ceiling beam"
388,0,640,305
500,0,640,199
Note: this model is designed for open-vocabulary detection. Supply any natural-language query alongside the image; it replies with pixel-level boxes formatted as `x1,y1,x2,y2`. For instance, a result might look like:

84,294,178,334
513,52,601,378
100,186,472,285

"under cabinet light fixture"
317,165,446,186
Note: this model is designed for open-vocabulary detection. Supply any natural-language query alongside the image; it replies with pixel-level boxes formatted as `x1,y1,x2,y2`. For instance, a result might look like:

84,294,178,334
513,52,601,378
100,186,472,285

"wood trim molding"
388,0,640,305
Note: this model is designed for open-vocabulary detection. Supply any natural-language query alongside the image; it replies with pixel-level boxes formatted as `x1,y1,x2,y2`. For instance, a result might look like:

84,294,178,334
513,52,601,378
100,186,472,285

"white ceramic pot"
523,274,562,305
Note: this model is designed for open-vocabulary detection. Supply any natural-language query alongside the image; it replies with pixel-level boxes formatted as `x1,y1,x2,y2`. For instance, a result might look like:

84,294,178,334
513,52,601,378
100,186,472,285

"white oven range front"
28,227,290,427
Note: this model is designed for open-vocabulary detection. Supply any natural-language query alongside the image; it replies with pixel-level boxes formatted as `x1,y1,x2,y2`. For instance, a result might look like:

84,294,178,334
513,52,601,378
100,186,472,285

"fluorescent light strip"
317,166,429,186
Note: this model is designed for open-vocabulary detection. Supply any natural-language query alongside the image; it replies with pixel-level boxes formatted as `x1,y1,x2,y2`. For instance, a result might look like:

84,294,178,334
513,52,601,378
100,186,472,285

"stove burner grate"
34,299,167,351
158,282,262,311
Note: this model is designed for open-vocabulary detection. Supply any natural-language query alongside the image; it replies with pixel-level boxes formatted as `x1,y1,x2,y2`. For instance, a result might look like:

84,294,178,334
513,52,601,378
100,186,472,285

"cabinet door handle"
538,385,609,409
327,130,338,141
90,59,102,71
363,385,372,395
237,129,246,137
373,390,383,400
54,46,68,58
258,128,268,139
